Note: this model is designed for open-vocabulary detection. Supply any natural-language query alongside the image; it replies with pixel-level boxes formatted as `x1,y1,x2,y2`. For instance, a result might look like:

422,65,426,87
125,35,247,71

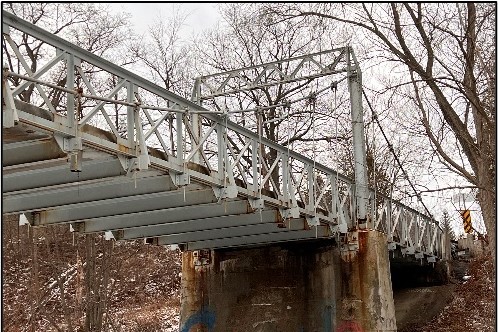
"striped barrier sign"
460,210,472,233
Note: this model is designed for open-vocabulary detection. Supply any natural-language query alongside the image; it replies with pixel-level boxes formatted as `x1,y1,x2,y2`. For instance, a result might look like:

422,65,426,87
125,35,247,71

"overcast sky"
106,2,221,37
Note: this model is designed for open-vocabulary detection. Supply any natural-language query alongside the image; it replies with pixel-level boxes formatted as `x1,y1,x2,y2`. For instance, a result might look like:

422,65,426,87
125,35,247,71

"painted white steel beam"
32,188,216,225
3,157,124,192
118,209,279,240
2,138,65,166
3,174,175,213
155,220,309,245
184,225,331,250
81,199,252,233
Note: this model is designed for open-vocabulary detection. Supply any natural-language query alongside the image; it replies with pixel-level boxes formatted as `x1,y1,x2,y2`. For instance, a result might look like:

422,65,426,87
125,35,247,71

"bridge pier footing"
179,231,396,332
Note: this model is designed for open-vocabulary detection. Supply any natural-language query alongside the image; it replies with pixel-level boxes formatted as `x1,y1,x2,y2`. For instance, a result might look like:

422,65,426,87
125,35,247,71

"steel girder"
154,219,311,246
3,174,176,213
116,210,280,240
27,188,215,225
3,156,125,192
80,199,252,233
183,225,331,250
2,137,65,166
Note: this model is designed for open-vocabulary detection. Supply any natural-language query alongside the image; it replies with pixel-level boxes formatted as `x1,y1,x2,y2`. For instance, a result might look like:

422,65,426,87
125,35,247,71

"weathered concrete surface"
179,241,341,332
179,231,397,332
337,230,397,332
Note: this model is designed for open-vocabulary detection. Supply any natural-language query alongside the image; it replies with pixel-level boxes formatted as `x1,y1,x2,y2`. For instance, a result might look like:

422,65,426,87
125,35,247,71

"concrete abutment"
179,230,397,331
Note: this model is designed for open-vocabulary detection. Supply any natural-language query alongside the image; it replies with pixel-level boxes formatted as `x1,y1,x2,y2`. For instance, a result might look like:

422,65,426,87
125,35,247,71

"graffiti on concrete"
336,320,363,332
180,308,216,332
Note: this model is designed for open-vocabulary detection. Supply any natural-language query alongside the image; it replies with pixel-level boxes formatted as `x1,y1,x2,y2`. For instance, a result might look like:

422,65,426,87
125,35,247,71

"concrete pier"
337,231,397,332
179,231,397,332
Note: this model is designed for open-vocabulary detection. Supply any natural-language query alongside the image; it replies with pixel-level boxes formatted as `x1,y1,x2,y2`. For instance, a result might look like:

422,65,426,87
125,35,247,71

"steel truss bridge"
2,11,442,261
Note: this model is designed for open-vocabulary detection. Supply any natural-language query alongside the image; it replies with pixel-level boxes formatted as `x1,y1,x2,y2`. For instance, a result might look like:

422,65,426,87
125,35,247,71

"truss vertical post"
347,49,369,228
386,199,393,241
66,53,75,128
134,106,149,170
307,164,315,214
414,215,419,252
127,82,136,146
64,53,84,172
282,153,289,203
177,113,184,163
252,140,259,196
191,78,202,164
330,174,338,221
217,122,225,182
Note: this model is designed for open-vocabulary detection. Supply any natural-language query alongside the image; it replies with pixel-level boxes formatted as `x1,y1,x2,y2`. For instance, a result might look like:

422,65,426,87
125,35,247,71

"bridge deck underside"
3,105,332,250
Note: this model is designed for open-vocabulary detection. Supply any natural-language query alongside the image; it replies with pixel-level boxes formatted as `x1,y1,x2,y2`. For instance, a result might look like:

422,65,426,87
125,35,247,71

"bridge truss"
2,10,443,261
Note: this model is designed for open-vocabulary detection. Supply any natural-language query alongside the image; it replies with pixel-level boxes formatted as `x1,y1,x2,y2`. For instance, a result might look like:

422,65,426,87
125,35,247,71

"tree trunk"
76,248,84,324
57,274,74,332
477,165,496,265
96,240,112,331
29,226,40,332
84,234,96,332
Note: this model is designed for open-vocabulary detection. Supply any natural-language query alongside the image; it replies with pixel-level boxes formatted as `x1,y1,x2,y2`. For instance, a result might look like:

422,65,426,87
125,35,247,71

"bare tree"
2,4,137,330
129,9,194,98
263,3,496,259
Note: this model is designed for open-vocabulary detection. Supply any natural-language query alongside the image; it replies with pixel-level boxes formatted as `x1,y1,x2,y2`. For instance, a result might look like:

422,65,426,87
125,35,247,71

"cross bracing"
192,47,353,100
2,10,443,260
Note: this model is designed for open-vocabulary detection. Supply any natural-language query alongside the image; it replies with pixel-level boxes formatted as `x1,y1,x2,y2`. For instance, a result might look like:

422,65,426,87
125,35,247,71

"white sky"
106,2,221,37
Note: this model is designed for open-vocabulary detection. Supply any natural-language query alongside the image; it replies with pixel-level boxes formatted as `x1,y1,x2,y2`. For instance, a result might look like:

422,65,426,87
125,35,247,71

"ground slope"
400,254,495,332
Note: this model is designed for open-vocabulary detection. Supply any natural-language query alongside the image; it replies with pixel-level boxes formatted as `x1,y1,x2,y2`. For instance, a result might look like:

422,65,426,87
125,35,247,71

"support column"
348,57,369,227
342,47,397,331
338,230,397,332
179,237,396,332
179,251,216,332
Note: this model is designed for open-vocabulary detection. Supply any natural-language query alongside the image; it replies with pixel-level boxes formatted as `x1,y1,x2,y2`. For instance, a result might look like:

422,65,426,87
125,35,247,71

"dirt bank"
396,254,495,332
394,284,456,331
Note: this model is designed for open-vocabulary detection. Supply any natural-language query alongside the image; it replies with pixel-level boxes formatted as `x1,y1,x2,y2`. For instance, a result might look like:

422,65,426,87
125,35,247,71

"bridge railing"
371,192,442,260
2,10,443,259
